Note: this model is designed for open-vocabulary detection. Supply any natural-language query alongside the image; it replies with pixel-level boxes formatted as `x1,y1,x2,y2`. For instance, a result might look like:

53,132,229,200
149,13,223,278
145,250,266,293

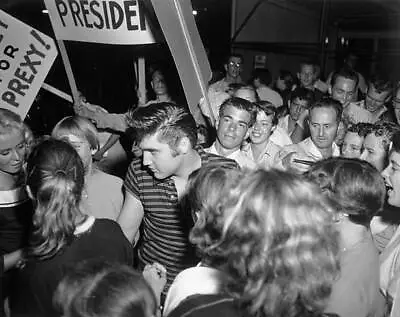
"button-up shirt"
205,143,256,169
241,141,281,170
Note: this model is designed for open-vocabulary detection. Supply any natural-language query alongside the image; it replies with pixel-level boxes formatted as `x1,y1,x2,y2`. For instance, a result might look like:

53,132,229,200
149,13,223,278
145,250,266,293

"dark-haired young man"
205,97,256,169
118,102,237,294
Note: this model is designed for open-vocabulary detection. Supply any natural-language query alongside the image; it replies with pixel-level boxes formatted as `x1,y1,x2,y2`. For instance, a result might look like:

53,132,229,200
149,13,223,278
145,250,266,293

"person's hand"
282,151,315,174
143,262,167,302
296,109,309,129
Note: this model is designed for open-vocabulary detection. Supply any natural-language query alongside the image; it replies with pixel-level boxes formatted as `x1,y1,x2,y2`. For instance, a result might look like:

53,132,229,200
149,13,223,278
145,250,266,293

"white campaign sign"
0,10,58,119
44,0,155,45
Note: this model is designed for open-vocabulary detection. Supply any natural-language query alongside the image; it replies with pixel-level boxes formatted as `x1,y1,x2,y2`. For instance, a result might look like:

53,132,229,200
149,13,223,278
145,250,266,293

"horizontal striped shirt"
124,147,237,289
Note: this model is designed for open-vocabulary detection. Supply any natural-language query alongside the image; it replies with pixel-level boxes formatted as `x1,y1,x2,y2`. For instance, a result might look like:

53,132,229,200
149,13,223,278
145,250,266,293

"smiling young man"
205,97,257,169
277,98,341,173
118,102,237,293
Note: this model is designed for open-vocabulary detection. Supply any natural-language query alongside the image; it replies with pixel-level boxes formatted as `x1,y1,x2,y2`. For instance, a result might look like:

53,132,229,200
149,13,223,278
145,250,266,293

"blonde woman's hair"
52,116,99,151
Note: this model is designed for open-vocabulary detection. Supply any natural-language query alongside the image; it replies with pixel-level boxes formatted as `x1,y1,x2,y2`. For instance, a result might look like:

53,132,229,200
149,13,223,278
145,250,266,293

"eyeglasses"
228,61,242,68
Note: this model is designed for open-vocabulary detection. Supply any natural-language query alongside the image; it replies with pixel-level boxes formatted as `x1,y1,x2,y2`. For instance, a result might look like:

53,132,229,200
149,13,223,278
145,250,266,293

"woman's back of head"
207,169,340,317
305,157,386,225
26,138,86,259
54,260,157,317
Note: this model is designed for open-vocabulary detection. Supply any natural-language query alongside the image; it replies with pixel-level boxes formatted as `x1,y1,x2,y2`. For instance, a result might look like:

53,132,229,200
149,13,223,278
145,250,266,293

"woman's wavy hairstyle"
54,260,156,317
305,157,386,226
200,169,340,317
188,164,241,263
26,138,85,260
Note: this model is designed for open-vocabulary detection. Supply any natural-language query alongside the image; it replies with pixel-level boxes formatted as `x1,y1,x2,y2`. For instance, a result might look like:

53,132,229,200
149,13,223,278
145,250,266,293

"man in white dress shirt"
277,97,341,173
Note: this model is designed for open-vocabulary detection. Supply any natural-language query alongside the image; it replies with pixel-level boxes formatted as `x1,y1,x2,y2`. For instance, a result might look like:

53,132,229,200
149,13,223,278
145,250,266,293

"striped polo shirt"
124,147,238,290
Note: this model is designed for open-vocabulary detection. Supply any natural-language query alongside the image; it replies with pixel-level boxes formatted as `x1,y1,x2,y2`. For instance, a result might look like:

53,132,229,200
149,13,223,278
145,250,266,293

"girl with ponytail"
10,139,134,317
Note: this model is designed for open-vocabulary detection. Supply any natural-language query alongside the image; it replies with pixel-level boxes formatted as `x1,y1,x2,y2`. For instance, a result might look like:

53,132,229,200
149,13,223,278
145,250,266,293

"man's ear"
177,136,191,155
224,63,228,73
328,86,332,96
297,72,301,80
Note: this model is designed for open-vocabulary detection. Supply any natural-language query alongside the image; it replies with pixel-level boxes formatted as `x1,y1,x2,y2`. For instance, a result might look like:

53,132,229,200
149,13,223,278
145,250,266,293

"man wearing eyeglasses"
342,74,394,125
199,54,244,126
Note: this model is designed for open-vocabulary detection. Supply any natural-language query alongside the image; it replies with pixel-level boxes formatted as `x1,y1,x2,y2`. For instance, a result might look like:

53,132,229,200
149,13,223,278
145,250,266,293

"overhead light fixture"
192,10,198,16
42,9,49,14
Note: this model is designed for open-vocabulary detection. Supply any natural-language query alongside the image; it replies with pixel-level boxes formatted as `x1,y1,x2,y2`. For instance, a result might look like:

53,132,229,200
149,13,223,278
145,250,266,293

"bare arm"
117,192,144,243
93,134,120,161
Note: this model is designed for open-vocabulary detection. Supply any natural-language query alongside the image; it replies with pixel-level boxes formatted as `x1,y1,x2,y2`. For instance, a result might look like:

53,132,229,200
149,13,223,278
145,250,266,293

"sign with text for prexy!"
44,0,155,45
0,10,58,119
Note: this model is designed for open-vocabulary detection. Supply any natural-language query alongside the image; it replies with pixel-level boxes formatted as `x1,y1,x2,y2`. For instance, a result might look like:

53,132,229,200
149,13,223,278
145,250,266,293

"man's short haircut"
331,67,359,88
254,101,278,126
252,68,272,86
290,87,314,105
346,122,373,138
218,97,257,127
128,102,197,149
369,73,393,94
309,97,343,123
225,53,244,65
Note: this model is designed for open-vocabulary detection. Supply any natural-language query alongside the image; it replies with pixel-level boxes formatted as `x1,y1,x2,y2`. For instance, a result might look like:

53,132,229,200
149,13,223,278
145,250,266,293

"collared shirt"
241,141,281,170
270,125,293,147
278,114,298,136
293,137,340,160
205,143,256,169
276,137,340,170
124,147,237,289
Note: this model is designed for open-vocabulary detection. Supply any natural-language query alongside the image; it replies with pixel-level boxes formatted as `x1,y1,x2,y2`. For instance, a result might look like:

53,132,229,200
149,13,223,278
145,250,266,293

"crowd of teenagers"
3,51,400,317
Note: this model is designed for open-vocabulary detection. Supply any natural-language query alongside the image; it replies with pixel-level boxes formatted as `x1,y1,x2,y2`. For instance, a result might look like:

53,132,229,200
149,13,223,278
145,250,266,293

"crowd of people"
2,51,400,317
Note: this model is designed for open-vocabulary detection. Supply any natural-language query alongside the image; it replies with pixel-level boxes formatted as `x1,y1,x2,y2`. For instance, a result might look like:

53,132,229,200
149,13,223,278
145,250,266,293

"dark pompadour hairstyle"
128,102,197,149
219,97,257,127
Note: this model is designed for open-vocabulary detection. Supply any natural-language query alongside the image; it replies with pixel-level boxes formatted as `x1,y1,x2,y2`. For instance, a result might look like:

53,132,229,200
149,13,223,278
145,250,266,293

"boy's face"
365,85,390,112
289,98,308,121
250,111,274,145
298,64,315,88
360,133,387,171
341,132,364,159
216,105,251,151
